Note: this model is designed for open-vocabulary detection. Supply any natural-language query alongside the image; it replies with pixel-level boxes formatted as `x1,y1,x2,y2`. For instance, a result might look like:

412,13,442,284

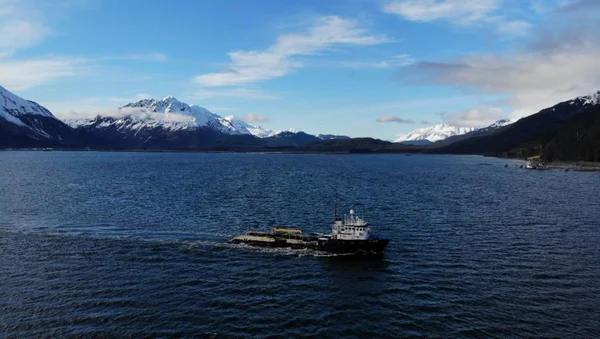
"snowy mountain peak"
568,90,600,106
395,123,476,143
219,115,276,138
487,119,512,129
0,85,55,118
582,90,600,105
69,97,298,138
119,97,219,128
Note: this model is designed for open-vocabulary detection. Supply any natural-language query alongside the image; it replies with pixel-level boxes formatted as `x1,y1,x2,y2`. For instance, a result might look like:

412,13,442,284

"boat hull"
317,238,390,254
230,237,390,254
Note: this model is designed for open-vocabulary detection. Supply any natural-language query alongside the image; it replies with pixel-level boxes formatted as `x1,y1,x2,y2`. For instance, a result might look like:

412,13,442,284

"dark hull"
317,238,390,254
230,237,390,254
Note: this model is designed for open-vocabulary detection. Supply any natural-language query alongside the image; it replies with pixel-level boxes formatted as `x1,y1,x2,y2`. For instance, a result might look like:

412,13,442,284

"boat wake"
226,242,356,258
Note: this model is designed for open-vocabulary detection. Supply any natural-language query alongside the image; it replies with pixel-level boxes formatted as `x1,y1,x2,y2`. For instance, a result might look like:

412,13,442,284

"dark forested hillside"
542,105,600,162
439,93,600,161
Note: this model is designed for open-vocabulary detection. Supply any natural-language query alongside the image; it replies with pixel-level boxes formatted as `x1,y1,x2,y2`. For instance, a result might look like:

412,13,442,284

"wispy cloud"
194,15,388,87
320,54,414,69
0,0,51,57
0,57,86,90
0,0,167,91
401,0,600,121
382,0,531,35
440,106,505,127
383,0,500,24
242,113,270,123
0,53,167,91
192,88,279,100
43,97,111,120
376,115,415,123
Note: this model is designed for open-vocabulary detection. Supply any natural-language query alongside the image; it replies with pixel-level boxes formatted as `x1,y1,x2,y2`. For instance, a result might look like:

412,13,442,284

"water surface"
1,152,599,337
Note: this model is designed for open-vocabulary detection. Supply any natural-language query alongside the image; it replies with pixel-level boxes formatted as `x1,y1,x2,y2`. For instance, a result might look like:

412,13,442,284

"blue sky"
1,0,599,139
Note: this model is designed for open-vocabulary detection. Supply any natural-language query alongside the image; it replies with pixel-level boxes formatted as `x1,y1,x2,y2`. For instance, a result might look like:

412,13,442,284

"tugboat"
229,204,390,254
316,210,390,254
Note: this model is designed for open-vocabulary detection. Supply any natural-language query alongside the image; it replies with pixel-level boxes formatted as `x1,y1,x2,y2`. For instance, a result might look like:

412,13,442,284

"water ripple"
0,152,599,337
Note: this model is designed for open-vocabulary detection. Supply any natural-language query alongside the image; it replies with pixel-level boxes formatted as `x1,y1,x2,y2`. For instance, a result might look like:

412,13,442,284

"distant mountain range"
1,84,599,162
0,85,91,148
0,87,348,149
396,120,512,145
395,124,478,145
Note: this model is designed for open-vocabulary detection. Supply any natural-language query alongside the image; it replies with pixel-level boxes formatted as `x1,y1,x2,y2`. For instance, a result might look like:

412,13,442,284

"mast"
333,193,341,221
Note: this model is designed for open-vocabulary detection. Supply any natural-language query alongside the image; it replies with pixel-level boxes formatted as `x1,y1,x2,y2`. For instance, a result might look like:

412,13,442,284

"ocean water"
1,151,599,337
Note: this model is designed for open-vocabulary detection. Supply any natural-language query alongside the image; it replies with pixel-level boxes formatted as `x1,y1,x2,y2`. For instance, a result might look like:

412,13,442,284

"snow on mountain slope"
220,115,276,138
68,97,296,138
0,85,85,146
120,97,228,132
485,119,512,129
569,90,600,106
1,85,52,128
0,85,54,119
395,124,477,143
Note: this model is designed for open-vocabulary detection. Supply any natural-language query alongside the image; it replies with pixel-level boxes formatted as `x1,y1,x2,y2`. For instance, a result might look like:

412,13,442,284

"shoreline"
545,161,600,172
1,148,599,171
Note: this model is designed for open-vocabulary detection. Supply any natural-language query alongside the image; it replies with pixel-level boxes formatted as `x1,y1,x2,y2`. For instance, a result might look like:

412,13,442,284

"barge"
230,209,390,254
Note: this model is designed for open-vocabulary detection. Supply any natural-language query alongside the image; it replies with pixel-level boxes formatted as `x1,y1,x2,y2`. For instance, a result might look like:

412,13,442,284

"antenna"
333,192,341,221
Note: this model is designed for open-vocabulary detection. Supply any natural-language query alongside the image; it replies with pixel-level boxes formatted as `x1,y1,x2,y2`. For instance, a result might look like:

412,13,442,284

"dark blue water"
1,152,599,337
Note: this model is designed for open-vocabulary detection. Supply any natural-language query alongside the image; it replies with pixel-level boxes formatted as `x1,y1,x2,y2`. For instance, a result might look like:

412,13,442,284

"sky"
1,0,599,139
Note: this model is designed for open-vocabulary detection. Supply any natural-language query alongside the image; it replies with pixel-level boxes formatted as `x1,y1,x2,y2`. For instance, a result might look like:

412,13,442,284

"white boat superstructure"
330,210,372,240
230,204,390,254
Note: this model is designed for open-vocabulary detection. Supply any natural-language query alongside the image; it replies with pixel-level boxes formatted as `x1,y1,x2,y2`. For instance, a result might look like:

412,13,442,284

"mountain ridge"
395,123,477,144
439,90,600,161
1,84,598,161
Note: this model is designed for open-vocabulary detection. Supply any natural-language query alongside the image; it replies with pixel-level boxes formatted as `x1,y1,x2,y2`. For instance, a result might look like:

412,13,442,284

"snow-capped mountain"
67,97,323,149
437,119,513,146
68,97,290,139
485,119,512,129
395,124,477,144
567,90,600,107
220,115,276,138
0,85,83,147
316,134,351,140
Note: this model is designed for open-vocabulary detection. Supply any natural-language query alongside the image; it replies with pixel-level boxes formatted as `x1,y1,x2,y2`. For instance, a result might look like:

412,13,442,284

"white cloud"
0,20,51,56
43,97,110,120
401,0,600,121
193,88,278,100
495,20,533,36
0,0,166,91
0,0,51,56
441,106,505,127
415,46,600,120
194,15,387,87
0,57,86,90
383,0,501,24
242,113,270,123
383,0,532,36
106,107,195,123
48,101,197,122
376,115,415,123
